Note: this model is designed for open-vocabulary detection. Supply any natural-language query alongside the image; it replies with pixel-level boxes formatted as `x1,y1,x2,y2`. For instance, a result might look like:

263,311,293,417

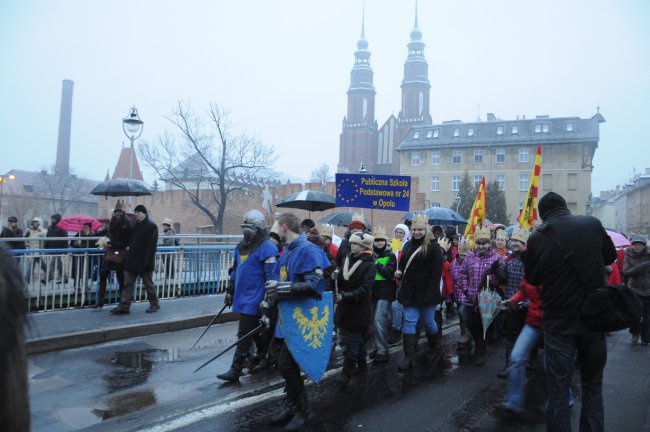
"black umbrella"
403,207,467,226
319,211,371,229
275,190,336,212
90,178,152,197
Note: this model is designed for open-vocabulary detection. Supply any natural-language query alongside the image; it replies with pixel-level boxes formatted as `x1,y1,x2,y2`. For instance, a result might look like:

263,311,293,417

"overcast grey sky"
1,0,648,194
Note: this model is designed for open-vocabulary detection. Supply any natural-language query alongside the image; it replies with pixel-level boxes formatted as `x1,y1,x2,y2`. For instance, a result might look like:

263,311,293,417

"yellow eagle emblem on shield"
280,265,288,281
292,305,330,349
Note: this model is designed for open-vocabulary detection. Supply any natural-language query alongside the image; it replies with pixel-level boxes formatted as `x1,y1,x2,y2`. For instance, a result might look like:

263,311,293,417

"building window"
431,151,440,165
433,128,440,138
431,176,440,192
413,130,420,139
474,150,483,163
452,175,460,191
511,124,519,134
542,123,550,133
519,174,529,191
468,127,474,137
496,125,504,135
496,148,506,163
543,173,552,190
496,175,505,191
453,127,460,137
474,175,482,189
519,147,529,163
426,129,433,138
452,151,462,164
534,123,542,133
567,173,577,190
566,122,574,132
568,145,578,162
411,151,421,166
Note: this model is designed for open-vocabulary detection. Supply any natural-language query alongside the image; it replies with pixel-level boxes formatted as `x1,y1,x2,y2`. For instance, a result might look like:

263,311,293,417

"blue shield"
278,291,334,382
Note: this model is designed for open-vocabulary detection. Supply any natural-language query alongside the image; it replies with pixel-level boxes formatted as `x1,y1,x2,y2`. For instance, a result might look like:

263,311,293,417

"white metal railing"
2,236,238,312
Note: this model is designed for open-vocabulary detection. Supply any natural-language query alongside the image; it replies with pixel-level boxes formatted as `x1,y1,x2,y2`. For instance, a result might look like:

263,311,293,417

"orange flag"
463,176,486,246
517,145,542,231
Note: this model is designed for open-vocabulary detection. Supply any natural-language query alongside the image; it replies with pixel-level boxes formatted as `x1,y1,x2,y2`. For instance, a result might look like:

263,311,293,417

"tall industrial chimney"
55,79,74,177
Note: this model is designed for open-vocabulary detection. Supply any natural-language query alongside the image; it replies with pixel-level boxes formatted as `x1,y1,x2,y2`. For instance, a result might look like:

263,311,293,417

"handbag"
105,248,125,264
539,223,642,332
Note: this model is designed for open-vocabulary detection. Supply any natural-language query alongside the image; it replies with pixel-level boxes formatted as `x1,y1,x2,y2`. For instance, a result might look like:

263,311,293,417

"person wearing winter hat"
95,201,131,308
43,213,69,284
624,235,650,345
369,226,397,363
525,191,616,429
335,231,376,386
160,218,178,279
335,213,366,268
394,214,451,370
111,204,161,315
1,216,25,251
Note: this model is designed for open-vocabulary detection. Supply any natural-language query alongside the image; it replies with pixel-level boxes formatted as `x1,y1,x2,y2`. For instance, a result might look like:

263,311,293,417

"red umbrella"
58,214,102,232
606,229,631,249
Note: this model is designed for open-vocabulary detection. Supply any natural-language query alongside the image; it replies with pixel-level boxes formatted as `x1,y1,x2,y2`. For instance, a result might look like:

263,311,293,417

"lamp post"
0,174,16,222
122,107,144,205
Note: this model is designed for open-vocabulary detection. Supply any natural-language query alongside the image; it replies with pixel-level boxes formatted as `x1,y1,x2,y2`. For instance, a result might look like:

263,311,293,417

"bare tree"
138,102,277,233
35,167,84,216
310,164,333,192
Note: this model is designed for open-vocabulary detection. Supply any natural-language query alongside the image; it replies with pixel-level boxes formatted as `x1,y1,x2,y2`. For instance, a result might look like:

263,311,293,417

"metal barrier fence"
2,236,237,313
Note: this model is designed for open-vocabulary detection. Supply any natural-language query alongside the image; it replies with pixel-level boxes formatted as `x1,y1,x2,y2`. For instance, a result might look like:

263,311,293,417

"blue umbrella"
403,207,467,226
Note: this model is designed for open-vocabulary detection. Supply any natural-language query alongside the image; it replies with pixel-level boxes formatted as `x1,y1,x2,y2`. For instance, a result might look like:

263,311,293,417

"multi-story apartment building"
396,112,605,223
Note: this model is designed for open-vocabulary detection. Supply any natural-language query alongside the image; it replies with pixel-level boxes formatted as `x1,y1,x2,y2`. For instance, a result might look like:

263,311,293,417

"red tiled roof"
112,146,143,180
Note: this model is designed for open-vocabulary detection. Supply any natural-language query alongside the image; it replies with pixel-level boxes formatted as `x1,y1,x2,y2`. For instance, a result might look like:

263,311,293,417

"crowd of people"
0,201,180,314
217,191,632,432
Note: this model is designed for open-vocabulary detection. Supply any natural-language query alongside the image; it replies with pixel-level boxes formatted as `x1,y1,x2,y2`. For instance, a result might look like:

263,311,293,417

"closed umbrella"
478,287,501,339
57,214,102,232
403,207,467,226
90,179,152,197
276,190,336,213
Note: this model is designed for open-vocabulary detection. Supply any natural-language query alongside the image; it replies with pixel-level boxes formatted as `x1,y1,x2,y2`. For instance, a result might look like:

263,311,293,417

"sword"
193,323,264,373
190,303,229,350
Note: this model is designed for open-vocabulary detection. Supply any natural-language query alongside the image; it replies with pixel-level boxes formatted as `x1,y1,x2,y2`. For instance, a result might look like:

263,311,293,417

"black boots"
336,358,356,387
497,342,512,379
283,392,311,431
398,334,417,371
216,367,241,382
426,333,440,362
269,398,297,427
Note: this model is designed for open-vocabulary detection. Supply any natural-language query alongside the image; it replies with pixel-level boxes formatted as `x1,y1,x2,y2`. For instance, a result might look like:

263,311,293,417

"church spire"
399,0,431,125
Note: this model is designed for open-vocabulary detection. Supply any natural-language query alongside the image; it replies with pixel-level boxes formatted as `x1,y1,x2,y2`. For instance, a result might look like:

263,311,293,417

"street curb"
26,311,239,355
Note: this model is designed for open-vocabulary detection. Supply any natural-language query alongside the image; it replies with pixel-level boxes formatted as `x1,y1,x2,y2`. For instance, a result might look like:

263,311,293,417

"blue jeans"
391,300,403,331
374,299,391,355
544,330,606,432
505,324,543,410
403,306,438,335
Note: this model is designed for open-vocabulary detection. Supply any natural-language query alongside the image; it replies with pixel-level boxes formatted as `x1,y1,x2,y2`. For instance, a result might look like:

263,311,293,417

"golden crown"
372,225,387,240
475,224,491,241
319,224,333,238
511,226,530,243
270,221,280,235
351,212,365,224
412,213,429,227
458,237,471,254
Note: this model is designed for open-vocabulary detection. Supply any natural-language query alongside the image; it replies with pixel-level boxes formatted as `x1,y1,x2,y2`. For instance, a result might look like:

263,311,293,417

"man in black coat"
111,204,160,314
44,213,68,283
525,192,616,431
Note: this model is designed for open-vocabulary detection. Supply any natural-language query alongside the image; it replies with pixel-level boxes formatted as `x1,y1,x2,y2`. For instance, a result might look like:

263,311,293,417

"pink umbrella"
606,229,631,249
57,214,102,232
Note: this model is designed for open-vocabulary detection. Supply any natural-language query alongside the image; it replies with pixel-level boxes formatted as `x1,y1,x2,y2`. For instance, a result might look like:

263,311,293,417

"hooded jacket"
24,218,47,249
45,215,68,250
624,246,650,297
456,248,503,307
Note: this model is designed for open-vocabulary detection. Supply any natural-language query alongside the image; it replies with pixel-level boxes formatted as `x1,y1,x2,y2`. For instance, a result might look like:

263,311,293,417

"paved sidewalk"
26,294,237,355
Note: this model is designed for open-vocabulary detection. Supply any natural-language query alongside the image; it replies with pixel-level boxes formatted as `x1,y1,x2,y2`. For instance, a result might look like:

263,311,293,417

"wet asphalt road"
29,320,650,431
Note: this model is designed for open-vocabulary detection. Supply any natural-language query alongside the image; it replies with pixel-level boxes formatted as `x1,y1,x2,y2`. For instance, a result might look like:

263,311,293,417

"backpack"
581,284,643,332
539,223,643,333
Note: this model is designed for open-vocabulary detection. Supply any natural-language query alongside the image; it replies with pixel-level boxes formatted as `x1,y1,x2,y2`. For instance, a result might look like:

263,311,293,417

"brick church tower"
337,11,378,174
339,4,432,176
